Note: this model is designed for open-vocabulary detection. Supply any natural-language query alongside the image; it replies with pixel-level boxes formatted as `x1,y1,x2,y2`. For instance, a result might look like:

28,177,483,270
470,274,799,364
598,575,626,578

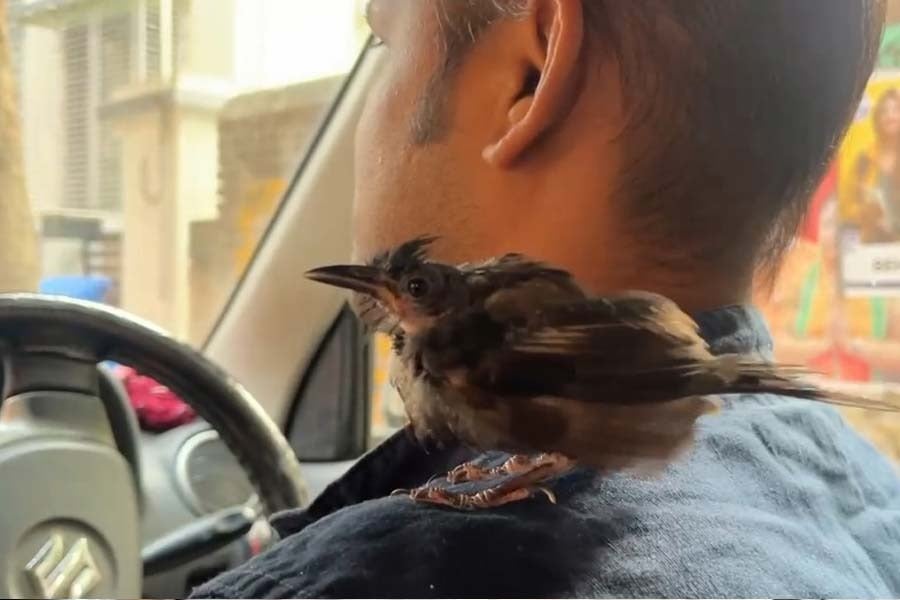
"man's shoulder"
190,464,784,599
190,491,601,598
191,402,900,598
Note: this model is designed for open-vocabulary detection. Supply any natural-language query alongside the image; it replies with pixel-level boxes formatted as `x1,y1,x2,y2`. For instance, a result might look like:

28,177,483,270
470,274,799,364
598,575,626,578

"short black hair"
429,0,885,274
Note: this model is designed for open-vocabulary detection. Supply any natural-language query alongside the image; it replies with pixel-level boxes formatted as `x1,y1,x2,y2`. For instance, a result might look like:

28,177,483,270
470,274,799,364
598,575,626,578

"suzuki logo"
24,533,102,599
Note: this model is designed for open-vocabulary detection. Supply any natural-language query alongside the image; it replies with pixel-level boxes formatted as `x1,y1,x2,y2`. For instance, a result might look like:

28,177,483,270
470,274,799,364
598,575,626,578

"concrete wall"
175,0,234,78
113,99,221,336
171,105,219,336
117,104,172,327
15,0,367,339
187,76,343,342
20,26,63,213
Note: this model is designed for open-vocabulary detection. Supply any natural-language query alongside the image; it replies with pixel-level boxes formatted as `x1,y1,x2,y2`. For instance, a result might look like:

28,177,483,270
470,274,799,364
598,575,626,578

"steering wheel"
0,294,309,599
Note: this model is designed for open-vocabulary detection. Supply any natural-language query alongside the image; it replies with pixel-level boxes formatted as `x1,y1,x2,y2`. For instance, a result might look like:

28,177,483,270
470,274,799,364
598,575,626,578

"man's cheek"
354,87,383,159
355,80,402,167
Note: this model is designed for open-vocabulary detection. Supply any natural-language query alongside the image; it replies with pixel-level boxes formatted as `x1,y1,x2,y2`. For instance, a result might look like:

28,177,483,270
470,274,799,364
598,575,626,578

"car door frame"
202,42,381,430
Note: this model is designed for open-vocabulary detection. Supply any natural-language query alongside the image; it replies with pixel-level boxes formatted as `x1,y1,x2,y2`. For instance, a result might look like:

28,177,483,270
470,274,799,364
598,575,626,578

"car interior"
1,3,401,596
3,1,900,598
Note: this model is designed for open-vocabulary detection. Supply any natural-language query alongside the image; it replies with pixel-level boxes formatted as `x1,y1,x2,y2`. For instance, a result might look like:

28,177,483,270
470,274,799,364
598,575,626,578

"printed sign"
757,71,900,388
837,72,900,295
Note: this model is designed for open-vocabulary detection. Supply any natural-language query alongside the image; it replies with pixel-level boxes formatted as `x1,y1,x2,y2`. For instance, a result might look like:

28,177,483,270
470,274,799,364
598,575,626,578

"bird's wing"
461,254,585,300
514,290,701,348
468,291,712,401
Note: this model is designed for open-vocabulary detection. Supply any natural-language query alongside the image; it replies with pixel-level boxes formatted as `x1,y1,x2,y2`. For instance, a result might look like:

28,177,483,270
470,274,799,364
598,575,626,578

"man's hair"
422,0,886,274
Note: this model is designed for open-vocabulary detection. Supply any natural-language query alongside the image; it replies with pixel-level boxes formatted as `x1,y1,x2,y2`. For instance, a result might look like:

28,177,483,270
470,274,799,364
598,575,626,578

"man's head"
353,0,885,310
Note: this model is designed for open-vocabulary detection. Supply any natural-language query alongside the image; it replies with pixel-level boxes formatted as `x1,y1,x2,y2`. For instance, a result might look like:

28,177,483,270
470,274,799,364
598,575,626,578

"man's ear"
483,0,585,168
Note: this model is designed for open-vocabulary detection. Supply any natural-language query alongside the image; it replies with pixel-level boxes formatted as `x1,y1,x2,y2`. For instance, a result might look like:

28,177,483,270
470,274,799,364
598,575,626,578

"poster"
758,72,900,462
837,73,900,295
758,73,900,388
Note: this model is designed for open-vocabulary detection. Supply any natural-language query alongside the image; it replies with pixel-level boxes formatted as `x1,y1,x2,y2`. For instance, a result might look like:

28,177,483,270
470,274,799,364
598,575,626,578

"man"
193,1,900,596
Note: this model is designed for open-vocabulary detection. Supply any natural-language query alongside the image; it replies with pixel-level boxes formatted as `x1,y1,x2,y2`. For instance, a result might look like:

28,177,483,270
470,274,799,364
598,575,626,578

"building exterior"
12,0,366,339
189,75,346,342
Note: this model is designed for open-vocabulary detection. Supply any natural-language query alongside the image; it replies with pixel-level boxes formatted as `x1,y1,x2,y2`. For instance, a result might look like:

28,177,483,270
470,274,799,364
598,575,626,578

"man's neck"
576,260,753,314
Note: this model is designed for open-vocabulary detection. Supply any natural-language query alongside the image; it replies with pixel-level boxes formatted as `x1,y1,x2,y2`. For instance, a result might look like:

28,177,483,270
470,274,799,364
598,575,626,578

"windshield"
4,0,368,344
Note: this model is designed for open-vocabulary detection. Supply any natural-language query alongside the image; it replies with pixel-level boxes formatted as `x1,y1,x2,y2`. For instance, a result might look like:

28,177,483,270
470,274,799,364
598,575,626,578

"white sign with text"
841,241,900,296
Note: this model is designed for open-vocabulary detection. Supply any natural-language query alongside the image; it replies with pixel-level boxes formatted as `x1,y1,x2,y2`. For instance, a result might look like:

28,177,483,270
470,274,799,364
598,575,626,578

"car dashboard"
139,422,354,598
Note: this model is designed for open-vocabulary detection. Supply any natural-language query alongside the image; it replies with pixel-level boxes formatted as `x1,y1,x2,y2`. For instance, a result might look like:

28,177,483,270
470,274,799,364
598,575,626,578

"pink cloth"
114,366,197,431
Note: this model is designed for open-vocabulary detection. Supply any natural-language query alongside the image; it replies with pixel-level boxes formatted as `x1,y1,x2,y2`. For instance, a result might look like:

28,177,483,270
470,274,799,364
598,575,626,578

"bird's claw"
394,483,558,511
447,453,572,484
391,453,573,510
446,462,494,484
534,486,558,504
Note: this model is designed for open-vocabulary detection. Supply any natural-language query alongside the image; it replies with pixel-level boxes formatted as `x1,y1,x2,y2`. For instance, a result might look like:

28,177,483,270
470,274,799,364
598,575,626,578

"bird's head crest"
305,235,469,334
370,236,439,275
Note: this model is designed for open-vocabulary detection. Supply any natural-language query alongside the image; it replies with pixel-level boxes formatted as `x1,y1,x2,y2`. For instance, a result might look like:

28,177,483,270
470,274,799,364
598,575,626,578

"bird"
305,236,900,511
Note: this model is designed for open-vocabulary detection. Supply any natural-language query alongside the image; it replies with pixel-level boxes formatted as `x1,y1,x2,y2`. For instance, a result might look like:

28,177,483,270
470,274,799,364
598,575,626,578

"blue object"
39,275,111,303
191,306,900,598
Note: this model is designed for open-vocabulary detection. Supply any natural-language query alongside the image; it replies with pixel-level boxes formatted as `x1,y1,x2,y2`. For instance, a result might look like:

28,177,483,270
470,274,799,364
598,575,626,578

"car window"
755,13,900,464
7,0,369,344
369,332,407,444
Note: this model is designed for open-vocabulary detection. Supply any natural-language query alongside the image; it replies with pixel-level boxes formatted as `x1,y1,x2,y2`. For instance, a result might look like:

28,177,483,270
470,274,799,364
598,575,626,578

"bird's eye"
406,277,429,298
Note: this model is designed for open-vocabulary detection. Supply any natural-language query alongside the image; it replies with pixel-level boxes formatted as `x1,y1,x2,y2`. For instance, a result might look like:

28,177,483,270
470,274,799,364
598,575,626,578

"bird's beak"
305,265,394,299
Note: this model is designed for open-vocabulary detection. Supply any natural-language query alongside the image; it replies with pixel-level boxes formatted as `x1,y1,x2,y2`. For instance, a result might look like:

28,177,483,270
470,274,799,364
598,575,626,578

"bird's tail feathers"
709,354,900,412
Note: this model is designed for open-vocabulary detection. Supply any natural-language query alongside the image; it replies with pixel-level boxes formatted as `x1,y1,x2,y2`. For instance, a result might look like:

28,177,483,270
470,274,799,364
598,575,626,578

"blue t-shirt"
192,306,900,598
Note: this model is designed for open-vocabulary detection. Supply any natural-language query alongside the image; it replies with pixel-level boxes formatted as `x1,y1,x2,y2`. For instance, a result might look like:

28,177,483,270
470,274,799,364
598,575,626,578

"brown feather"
334,241,900,473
